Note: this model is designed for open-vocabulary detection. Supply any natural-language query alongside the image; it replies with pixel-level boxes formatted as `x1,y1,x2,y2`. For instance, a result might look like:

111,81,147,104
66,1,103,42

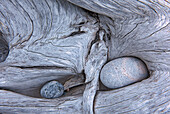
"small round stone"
40,81,64,99
100,57,149,89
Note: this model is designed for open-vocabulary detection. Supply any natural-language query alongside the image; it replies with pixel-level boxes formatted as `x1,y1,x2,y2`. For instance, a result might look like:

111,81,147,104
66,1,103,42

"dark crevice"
105,23,113,41
84,9,99,19
91,30,100,46
0,74,85,98
86,29,101,60
0,87,18,95
9,65,72,70
65,83,85,91
78,22,85,25
0,31,9,63
67,30,86,37
63,83,85,97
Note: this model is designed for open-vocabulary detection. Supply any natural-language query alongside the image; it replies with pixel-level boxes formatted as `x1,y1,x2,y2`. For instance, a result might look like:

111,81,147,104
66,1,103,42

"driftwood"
0,0,170,113
0,71,169,113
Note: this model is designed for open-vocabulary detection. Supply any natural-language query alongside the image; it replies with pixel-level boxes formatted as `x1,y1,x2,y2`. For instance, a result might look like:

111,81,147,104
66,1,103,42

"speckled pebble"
100,57,149,89
40,81,64,99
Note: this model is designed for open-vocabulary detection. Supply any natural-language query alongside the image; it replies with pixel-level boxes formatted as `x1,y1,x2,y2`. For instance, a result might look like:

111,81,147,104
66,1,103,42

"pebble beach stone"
40,81,64,99
100,57,149,89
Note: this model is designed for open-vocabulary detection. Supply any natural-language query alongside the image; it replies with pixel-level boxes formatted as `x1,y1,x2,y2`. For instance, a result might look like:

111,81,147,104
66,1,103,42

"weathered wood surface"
0,0,170,113
66,1,170,113
68,0,170,71
83,30,107,114
0,71,169,113
0,0,98,98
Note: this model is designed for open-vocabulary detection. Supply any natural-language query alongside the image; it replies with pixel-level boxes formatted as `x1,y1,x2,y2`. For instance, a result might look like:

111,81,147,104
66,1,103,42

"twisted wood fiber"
0,0,170,113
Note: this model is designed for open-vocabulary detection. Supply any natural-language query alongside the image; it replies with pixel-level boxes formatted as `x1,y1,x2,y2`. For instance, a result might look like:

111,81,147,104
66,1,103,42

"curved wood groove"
0,0,169,113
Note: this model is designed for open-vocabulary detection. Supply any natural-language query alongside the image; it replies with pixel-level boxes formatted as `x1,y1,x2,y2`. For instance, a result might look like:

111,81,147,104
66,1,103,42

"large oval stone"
100,57,149,89
40,81,64,99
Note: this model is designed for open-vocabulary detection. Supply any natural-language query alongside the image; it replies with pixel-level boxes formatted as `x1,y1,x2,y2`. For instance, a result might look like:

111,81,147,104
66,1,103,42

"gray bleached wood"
0,0,170,113
0,71,169,114
0,89,83,113
83,30,107,114
0,0,98,97
95,71,170,114
67,0,170,71
67,0,170,113
64,74,85,91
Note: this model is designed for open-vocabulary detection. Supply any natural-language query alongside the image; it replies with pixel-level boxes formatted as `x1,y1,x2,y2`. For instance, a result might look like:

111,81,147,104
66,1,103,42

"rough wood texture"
0,0,170,113
68,0,170,72
63,74,85,91
0,0,98,98
95,71,170,114
83,30,107,114
0,71,169,113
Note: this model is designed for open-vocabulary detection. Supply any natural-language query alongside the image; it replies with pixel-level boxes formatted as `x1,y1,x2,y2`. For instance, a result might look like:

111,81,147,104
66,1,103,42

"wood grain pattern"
0,71,169,113
0,0,98,98
83,30,107,114
67,0,170,113
0,0,170,113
